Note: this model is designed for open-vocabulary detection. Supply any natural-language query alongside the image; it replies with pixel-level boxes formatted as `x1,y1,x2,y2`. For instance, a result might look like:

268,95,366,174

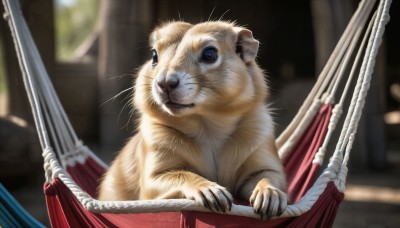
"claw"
200,192,212,211
212,190,226,213
250,184,288,221
213,202,221,212
266,211,273,221
220,189,233,211
249,189,258,206
277,202,285,217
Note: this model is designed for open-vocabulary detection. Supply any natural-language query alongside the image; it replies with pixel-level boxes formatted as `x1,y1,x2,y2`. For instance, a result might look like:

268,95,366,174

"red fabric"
44,178,114,227
102,212,181,228
283,104,333,203
44,178,343,228
66,157,106,198
44,182,69,228
181,210,293,227
286,182,344,228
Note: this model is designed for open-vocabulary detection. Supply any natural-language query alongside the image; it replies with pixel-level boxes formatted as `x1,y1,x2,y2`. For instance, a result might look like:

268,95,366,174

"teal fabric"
0,183,45,228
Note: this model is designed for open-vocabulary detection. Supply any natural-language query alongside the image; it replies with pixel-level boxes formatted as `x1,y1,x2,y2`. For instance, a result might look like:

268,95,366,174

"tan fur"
98,21,287,219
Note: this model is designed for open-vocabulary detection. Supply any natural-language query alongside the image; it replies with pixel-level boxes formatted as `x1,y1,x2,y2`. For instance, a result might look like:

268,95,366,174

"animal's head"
134,21,268,119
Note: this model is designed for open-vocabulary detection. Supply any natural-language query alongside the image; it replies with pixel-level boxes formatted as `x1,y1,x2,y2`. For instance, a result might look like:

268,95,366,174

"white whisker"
101,87,134,107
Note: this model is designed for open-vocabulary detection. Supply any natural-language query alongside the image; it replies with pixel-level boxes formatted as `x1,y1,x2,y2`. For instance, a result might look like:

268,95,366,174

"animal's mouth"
164,101,195,110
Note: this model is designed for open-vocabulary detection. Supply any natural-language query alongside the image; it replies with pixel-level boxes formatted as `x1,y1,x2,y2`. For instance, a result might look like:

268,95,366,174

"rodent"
98,21,287,220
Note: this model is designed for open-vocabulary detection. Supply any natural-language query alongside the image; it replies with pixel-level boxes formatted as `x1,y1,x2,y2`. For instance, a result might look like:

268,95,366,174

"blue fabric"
0,183,45,228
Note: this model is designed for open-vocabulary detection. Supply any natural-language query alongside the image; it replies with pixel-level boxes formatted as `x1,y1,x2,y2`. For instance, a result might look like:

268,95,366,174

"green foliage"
55,0,99,60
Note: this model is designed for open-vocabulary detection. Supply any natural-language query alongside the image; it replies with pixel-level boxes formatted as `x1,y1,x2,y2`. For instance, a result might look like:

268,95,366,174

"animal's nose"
156,74,179,92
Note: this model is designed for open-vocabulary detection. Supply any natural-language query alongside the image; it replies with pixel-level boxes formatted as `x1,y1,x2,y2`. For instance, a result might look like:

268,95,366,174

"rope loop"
312,147,326,165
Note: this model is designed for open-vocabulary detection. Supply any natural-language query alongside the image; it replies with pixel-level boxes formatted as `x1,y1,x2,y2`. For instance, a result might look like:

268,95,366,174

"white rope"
3,0,80,155
312,9,377,166
341,0,391,167
48,145,340,218
2,0,50,149
333,0,391,191
338,1,384,155
312,103,342,165
321,12,377,168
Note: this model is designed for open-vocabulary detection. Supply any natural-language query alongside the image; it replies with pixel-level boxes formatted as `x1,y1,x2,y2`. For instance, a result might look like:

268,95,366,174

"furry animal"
98,21,287,220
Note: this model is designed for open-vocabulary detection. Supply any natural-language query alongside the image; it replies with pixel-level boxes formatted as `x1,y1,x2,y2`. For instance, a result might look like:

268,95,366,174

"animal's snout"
156,73,180,93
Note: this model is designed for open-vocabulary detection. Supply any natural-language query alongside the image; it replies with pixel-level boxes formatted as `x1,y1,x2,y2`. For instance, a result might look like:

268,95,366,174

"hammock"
2,0,391,227
0,183,45,228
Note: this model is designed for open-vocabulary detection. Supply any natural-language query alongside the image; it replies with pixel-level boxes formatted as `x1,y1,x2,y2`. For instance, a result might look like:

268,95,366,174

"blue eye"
201,47,218,63
151,49,158,66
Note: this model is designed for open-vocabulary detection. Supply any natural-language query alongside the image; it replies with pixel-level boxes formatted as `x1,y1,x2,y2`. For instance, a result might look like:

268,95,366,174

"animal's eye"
200,47,218,63
151,49,158,66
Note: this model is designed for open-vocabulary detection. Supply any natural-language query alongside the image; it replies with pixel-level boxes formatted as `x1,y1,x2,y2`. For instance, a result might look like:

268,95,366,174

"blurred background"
0,0,399,227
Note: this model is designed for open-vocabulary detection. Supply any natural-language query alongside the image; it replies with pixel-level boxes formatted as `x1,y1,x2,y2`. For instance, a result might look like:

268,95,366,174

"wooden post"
0,0,55,121
311,0,354,73
97,0,153,151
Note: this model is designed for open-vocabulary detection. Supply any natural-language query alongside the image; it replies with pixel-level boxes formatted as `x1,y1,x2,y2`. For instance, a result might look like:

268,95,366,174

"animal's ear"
234,27,259,63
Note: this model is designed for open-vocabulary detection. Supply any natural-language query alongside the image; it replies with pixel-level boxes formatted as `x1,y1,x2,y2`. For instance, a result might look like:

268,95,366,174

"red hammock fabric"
283,104,333,203
65,157,105,198
45,103,340,227
44,178,343,228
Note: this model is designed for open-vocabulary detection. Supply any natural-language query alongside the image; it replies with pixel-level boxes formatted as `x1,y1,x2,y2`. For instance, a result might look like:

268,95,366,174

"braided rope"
46,146,337,218
2,0,50,149
336,0,392,191
313,10,378,167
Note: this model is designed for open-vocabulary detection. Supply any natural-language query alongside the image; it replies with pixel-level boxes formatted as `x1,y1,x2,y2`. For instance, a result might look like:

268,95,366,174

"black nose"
157,75,179,92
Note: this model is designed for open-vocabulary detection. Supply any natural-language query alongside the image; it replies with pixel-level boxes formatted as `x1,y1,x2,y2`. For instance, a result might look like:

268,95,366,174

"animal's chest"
193,132,238,184
197,139,222,179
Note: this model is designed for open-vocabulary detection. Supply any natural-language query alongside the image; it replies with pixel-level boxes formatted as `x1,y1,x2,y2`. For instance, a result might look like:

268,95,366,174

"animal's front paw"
184,181,233,213
249,180,287,220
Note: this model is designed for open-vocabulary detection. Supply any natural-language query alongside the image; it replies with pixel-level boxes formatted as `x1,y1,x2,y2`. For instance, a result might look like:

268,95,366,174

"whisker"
108,73,133,80
199,85,215,91
178,10,182,21
100,87,134,107
208,6,217,22
219,9,231,21
121,91,134,103
118,98,133,126
134,84,152,88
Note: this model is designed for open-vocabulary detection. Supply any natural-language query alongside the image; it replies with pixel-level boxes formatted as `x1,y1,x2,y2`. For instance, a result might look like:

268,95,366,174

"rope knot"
3,12,10,20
